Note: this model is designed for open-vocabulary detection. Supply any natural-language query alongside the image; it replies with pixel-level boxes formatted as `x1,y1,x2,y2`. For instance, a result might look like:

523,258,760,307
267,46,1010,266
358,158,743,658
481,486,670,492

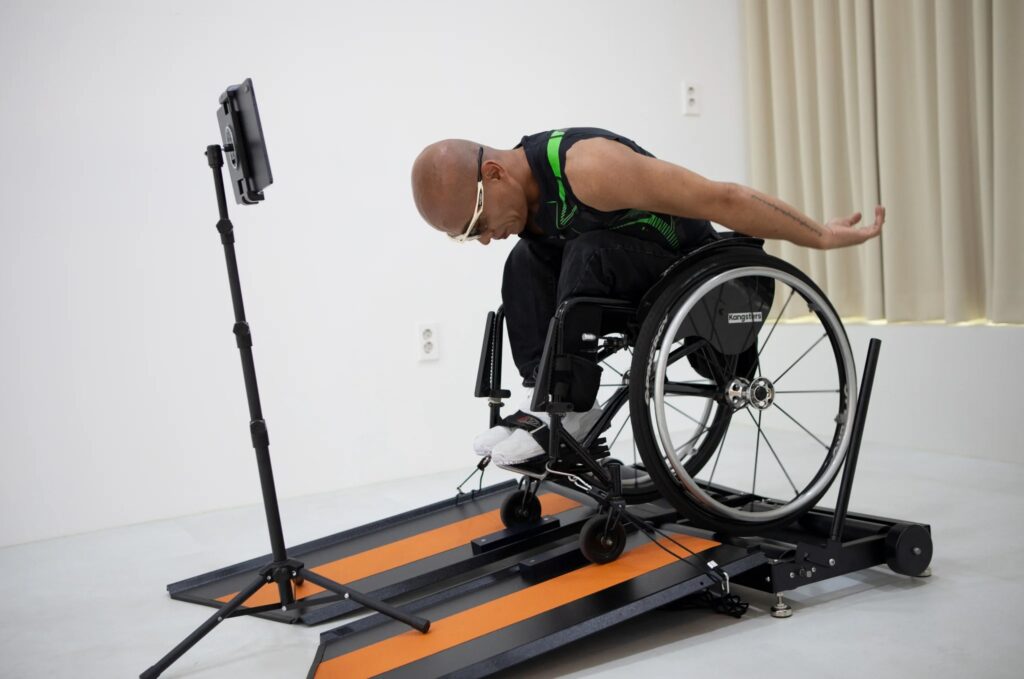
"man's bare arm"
566,138,884,250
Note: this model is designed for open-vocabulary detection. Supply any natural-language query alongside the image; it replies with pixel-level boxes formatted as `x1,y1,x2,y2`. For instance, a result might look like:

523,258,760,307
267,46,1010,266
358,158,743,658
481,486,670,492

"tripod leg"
298,568,430,633
140,573,269,679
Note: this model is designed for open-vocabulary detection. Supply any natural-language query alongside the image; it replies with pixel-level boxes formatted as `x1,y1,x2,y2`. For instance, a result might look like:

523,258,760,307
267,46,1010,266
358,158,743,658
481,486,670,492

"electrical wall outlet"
682,81,701,116
417,323,439,361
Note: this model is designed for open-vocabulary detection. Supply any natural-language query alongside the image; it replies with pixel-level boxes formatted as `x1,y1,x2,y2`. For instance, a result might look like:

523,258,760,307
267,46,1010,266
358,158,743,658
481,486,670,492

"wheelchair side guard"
636,234,773,373
675,274,776,356
530,320,600,413
636,233,766,321
532,296,637,414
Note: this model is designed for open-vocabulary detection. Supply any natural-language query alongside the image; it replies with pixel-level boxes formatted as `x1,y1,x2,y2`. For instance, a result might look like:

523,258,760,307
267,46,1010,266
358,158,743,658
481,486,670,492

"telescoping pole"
206,144,289,569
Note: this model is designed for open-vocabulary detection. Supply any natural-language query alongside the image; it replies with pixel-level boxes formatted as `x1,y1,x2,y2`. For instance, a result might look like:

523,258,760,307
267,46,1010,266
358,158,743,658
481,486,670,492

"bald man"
412,127,884,465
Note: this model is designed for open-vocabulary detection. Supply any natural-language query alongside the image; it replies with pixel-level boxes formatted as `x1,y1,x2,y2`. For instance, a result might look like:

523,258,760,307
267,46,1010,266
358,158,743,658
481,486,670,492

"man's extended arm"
566,138,884,250
715,183,884,249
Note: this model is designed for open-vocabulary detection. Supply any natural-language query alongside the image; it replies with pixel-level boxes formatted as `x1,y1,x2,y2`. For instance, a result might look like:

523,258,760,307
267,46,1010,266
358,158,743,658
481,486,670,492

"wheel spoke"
745,409,799,496
774,389,840,394
665,400,704,427
608,412,631,450
601,360,623,377
751,409,762,495
666,339,706,368
674,423,709,456
773,402,831,450
773,333,827,384
706,417,731,486
697,343,731,384
757,288,796,361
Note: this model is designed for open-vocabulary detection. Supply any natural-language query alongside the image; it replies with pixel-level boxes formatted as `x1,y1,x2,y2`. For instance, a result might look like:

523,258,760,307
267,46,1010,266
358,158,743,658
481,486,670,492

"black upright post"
830,338,882,542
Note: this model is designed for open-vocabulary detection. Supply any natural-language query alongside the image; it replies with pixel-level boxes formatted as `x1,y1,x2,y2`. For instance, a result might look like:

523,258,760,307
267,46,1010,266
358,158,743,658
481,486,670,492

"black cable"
619,508,731,590
455,456,490,500
668,589,750,618
618,509,749,618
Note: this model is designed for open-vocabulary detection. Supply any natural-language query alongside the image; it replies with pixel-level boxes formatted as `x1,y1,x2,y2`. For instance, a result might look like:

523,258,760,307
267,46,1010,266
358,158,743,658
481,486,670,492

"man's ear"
482,160,504,182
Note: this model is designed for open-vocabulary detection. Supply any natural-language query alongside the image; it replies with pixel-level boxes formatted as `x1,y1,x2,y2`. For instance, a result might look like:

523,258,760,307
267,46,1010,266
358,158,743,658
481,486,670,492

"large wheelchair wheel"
629,246,857,534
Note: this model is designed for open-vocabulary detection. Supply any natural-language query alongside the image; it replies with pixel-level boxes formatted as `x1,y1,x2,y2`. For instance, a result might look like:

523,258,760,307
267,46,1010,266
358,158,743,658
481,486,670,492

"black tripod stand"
141,145,430,679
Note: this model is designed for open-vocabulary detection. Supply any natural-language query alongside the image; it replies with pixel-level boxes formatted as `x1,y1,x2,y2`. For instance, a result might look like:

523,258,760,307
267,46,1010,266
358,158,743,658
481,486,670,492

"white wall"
0,0,750,546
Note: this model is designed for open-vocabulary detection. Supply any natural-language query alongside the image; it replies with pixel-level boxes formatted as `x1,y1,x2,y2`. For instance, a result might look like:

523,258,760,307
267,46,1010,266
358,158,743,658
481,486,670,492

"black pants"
501,230,714,384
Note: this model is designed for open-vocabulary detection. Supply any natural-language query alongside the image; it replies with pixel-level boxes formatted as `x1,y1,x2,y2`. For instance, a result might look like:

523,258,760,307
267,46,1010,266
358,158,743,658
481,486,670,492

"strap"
499,411,551,453
500,411,546,432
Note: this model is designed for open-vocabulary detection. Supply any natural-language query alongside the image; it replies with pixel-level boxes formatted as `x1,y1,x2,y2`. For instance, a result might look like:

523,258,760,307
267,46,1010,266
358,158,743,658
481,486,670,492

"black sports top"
515,127,715,251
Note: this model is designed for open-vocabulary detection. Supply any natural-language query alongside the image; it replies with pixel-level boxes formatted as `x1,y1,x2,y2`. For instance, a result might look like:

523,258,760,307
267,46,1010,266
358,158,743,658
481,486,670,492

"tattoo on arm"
749,194,822,238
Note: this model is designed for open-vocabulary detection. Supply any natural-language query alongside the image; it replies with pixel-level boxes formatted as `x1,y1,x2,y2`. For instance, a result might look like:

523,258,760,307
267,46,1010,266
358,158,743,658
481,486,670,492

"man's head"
411,139,530,244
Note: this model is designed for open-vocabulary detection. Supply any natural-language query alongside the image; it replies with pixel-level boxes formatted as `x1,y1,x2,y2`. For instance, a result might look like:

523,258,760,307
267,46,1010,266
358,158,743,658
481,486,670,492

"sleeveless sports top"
515,127,715,251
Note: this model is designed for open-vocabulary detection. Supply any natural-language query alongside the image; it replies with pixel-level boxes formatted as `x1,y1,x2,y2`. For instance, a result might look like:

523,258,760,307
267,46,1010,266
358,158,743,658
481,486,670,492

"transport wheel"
579,514,627,564
500,490,543,527
629,247,857,534
885,523,933,576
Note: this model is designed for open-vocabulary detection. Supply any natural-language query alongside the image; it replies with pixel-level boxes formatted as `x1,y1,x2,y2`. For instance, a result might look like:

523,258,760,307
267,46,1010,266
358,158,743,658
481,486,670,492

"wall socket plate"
417,323,439,361
682,81,701,116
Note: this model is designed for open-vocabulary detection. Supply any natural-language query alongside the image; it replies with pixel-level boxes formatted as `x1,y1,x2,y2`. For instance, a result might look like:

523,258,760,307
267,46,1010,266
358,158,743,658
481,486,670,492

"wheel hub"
724,376,776,410
748,377,775,409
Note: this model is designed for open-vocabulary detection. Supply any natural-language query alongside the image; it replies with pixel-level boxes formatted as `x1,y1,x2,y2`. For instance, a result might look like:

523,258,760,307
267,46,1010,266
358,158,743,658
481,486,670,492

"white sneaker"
472,393,548,456
490,404,604,466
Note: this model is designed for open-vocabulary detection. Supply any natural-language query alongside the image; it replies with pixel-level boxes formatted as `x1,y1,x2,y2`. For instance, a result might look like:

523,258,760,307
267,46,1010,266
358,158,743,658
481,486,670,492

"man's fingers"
847,211,862,226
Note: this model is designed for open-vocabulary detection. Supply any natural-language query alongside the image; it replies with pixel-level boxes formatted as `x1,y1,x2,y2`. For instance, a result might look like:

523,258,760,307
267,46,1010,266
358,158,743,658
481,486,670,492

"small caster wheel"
885,523,933,576
580,514,627,564
500,490,542,528
294,576,305,586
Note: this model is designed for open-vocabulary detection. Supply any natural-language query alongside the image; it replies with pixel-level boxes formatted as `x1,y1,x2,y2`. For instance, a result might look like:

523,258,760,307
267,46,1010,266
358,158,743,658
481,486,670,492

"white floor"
2,441,1022,679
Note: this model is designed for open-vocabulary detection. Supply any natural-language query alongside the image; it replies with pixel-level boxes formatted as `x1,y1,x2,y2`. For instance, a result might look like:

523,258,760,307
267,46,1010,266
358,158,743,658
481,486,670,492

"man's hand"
822,206,885,249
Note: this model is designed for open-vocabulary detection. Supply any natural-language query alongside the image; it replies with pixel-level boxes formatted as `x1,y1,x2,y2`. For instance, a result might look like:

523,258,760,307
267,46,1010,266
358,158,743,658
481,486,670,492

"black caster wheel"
885,523,933,576
580,514,627,564
500,490,543,528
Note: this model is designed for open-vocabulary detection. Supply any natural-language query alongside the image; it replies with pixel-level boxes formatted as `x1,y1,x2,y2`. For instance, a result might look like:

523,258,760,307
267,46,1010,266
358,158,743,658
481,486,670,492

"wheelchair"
474,234,858,564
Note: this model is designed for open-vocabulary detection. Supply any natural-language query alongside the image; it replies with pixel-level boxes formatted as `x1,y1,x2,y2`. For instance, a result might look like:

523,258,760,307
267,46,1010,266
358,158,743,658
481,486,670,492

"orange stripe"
216,493,581,607
314,534,719,678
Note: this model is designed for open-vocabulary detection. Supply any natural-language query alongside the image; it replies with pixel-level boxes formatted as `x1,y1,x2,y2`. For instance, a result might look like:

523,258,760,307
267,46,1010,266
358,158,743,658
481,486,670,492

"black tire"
579,514,627,564
629,247,856,534
500,490,543,527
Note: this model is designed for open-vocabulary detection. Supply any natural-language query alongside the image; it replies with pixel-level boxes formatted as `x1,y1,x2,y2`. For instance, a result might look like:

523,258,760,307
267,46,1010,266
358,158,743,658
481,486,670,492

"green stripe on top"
545,130,577,227
546,130,565,178
546,130,567,205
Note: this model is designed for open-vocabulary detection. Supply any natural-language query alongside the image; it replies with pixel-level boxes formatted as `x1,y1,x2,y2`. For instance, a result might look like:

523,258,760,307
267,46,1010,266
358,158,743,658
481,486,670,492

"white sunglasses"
449,146,485,243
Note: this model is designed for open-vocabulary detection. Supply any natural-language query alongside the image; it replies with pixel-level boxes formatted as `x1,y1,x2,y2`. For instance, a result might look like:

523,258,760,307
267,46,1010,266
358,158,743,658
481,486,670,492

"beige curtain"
743,0,1023,323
